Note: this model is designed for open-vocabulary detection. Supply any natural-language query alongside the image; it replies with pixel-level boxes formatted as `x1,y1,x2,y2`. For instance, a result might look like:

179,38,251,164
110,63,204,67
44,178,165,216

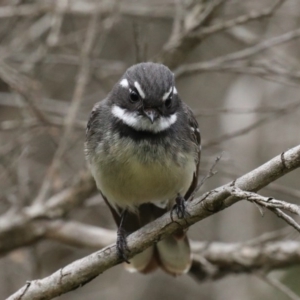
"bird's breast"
89,136,195,210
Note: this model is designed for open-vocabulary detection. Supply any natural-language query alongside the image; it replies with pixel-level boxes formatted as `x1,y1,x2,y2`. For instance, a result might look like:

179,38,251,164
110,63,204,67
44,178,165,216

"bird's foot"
171,194,191,221
117,227,130,264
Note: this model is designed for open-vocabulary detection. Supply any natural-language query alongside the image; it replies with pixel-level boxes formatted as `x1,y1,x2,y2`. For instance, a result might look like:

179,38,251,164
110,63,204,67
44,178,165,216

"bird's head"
110,62,180,133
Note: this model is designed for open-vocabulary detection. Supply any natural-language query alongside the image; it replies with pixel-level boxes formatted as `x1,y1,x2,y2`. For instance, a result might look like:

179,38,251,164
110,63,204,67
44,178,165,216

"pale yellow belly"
91,153,195,210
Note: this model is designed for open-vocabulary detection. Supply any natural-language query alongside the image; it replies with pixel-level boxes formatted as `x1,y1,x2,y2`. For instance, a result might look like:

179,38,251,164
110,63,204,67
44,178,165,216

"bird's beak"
143,108,159,124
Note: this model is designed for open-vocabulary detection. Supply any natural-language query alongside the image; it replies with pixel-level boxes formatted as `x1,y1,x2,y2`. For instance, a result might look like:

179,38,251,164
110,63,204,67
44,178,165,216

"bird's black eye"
129,89,140,103
165,96,172,109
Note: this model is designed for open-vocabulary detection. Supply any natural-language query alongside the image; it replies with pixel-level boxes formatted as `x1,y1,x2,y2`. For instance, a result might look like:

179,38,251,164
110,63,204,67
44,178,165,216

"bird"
85,62,201,276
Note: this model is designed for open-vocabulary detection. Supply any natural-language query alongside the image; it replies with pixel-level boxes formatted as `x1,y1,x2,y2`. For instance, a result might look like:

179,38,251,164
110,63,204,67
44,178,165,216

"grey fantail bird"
85,62,201,275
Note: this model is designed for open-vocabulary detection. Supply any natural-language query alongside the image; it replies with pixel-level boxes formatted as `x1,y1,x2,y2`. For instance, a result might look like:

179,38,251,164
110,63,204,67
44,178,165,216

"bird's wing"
182,103,201,200
85,102,104,162
86,102,103,137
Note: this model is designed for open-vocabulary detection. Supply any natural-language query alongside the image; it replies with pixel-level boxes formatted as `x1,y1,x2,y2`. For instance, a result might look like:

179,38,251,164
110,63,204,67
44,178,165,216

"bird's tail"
104,200,192,275
125,230,191,276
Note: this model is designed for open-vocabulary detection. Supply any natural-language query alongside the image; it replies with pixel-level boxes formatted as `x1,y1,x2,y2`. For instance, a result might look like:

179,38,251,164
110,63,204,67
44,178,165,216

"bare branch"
44,222,300,283
203,99,300,149
6,145,300,300
227,187,300,232
1,14,52,59
0,2,174,19
257,273,300,300
46,0,68,47
0,62,49,124
194,0,286,38
193,154,222,195
269,184,300,200
2,2,300,299
0,117,85,131
46,221,116,249
156,0,226,68
180,59,300,85
190,0,226,32
175,27,300,78
229,187,300,216
0,171,97,256
190,240,300,282
270,208,300,233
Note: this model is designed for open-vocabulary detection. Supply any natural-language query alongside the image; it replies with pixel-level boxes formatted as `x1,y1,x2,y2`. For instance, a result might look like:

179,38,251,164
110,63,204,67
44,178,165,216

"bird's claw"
171,194,190,221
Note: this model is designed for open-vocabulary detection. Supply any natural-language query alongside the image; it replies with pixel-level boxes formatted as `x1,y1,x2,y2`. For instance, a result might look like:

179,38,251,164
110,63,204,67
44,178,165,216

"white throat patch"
111,105,177,133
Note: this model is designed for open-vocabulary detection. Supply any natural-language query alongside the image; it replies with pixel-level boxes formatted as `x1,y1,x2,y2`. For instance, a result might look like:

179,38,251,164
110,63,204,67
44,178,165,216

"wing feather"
182,103,201,200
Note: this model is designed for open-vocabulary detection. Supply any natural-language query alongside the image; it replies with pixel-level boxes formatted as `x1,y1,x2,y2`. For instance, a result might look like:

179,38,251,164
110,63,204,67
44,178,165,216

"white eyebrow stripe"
120,78,129,88
173,86,178,94
162,86,173,101
134,81,145,99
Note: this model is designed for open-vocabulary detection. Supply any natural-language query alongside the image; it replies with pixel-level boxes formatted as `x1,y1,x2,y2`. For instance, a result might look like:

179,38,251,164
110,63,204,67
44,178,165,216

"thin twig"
203,99,300,149
132,22,147,63
183,59,300,85
194,0,286,38
228,187,300,233
269,184,300,200
193,153,222,195
190,0,226,32
0,2,174,19
244,227,292,246
271,208,300,233
229,187,300,216
156,0,226,68
175,27,300,78
47,0,68,47
0,62,49,125
257,273,300,300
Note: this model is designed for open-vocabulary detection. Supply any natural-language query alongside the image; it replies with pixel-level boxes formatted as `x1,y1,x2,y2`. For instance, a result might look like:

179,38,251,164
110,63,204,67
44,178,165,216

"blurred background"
1,0,300,299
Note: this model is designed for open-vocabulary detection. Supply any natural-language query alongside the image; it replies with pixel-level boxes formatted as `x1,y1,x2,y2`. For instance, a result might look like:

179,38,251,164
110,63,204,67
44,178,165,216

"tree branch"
257,273,300,300
175,27,300,78
194,0,286,38
2,217,294,286
6,145,300,300
155,0,226,68
45,220,116,249
45,221,300,282
0,2,174,20
203,99,300,149
190,239,300,281
229,187,300,217
227,187,300,232
41,221,300,285
0,171,97,256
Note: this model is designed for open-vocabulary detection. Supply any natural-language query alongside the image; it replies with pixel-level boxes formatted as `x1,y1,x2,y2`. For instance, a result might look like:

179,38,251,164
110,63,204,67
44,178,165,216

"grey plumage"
85,62,201,275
